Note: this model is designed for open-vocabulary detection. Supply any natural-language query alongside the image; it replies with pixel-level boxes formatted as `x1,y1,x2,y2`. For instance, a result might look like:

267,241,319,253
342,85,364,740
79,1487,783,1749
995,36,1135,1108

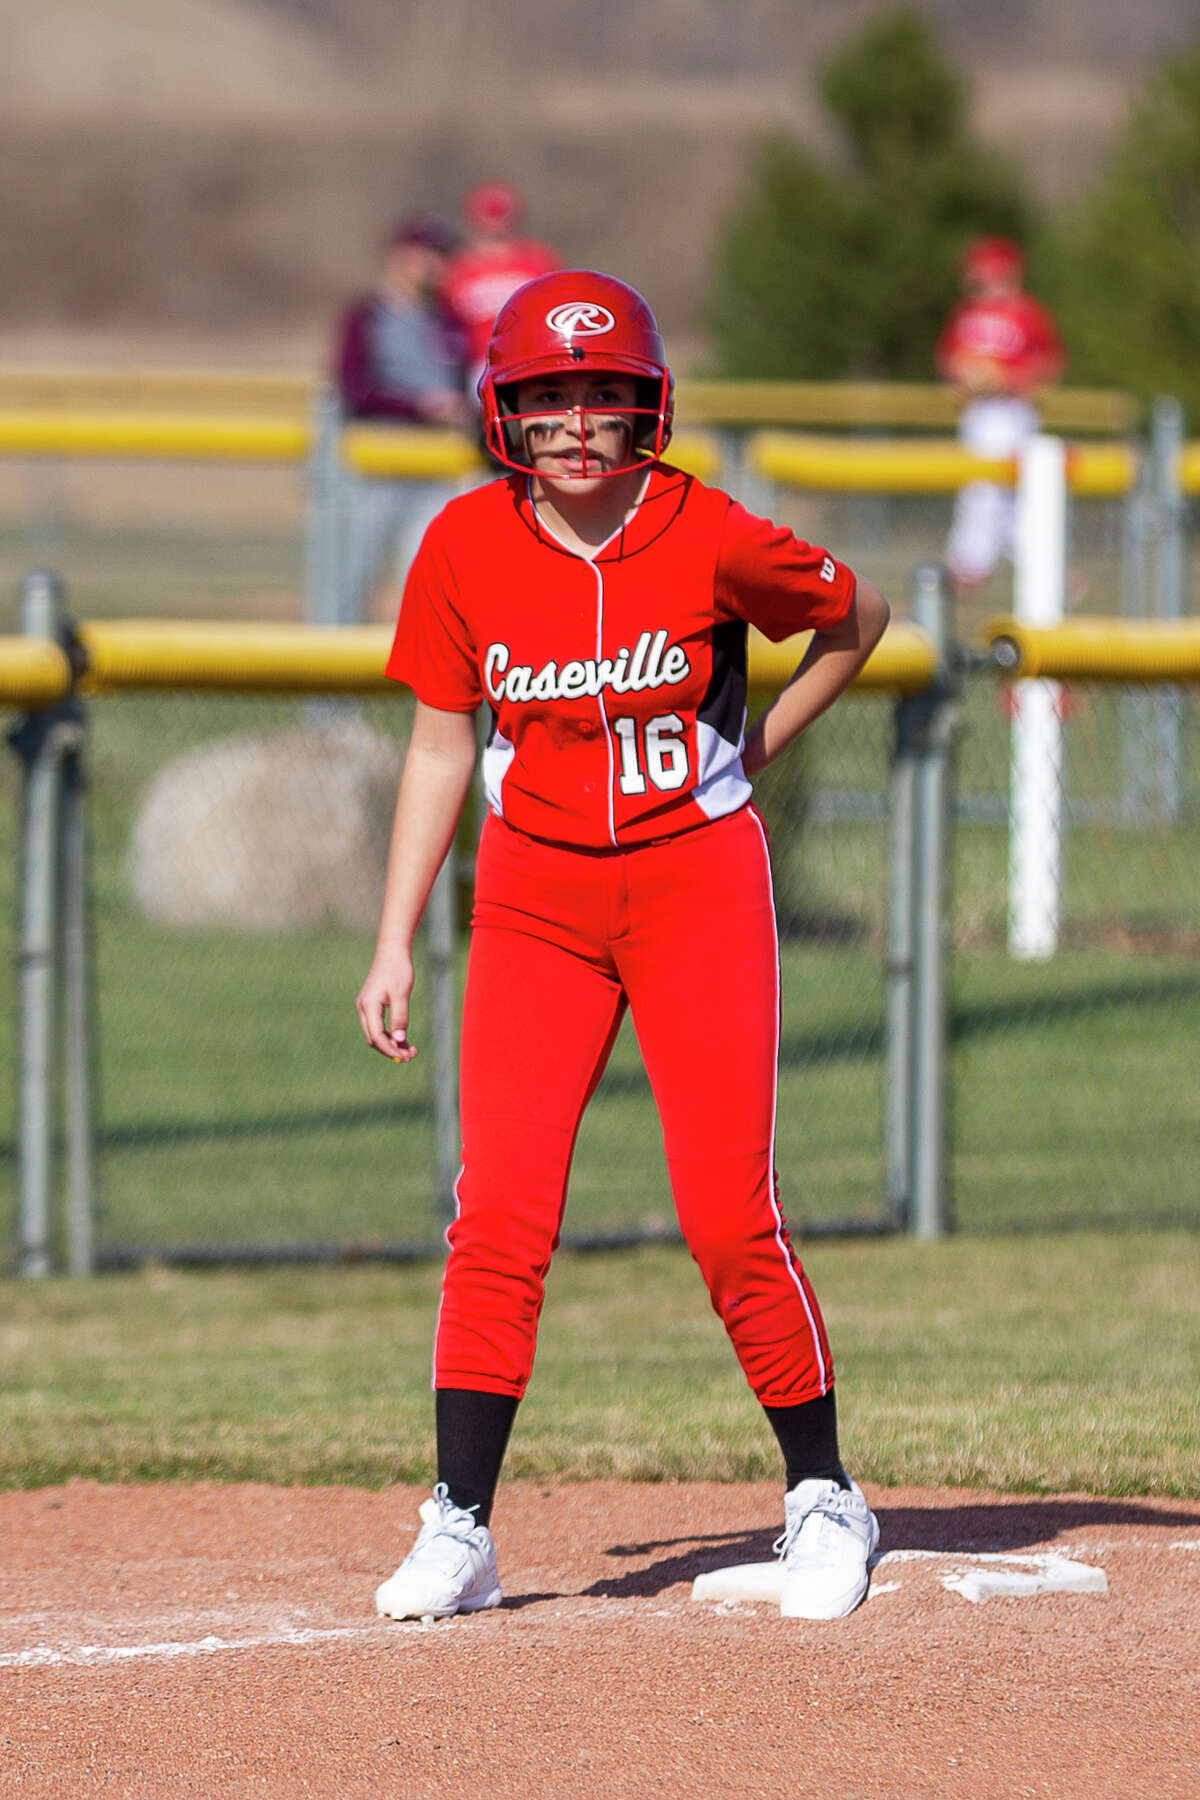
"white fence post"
1008,435,1066,961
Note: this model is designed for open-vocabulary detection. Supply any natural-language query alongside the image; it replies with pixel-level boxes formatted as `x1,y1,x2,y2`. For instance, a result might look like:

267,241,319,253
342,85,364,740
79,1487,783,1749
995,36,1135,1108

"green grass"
2,676,1197,1259
4,924,1193,1254
1,1234,1197,1496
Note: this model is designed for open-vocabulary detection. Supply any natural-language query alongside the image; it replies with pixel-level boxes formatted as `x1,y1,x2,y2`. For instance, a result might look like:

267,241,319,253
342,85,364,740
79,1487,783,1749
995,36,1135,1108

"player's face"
965,266,1020,301
512,373,640,489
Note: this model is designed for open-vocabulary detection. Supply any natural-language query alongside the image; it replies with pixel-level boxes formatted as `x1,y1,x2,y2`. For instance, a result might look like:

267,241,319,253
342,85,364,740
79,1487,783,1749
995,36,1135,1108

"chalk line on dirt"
0,1622,401,1672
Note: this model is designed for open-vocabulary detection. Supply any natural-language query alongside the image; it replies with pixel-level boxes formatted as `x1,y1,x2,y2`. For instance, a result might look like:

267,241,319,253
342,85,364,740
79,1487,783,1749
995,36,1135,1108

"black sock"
763,1390,850,1493
435,1387,519,1528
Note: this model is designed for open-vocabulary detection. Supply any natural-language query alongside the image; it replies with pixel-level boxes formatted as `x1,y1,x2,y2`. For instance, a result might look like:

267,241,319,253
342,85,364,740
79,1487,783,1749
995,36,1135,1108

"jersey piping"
525,470,657,851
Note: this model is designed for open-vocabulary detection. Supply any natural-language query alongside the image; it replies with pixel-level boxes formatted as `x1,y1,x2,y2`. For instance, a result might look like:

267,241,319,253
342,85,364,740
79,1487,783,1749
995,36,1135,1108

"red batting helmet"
465,180,524,234
962,236,1024,284
477,270,675,478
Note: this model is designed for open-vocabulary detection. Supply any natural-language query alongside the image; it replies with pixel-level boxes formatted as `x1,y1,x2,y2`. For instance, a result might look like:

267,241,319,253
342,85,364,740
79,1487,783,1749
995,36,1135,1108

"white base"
691,1550,1108,1608
939,1555,1108,1604
691,1562,783,1605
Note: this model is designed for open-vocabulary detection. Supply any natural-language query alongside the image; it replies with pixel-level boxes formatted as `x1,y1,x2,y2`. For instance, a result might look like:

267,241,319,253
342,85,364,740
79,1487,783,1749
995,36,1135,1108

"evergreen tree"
1050,47,1200,420
706,9,1032,379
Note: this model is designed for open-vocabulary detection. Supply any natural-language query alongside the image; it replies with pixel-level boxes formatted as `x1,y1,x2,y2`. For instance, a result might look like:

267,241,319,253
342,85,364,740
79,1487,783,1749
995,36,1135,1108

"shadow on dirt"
565,1497,1200,1601
873,1496,1200,1554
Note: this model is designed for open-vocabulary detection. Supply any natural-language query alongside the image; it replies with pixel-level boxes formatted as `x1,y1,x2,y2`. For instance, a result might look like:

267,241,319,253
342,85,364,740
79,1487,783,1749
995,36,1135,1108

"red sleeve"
384,516,482,711
1022,297,1066,379
714,500,856,642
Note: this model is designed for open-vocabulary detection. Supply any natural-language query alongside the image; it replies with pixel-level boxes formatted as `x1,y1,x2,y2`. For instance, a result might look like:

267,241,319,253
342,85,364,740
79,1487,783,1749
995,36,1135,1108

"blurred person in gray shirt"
333,214,468,619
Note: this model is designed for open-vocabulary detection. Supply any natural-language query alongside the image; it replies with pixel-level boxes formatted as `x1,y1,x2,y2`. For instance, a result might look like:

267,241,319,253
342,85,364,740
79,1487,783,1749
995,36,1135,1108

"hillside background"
4,0,1200,368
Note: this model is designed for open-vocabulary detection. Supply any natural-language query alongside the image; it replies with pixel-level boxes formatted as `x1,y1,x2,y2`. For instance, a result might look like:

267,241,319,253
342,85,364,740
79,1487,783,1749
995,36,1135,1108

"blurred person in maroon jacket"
440,181,561,399
936,237,1065,594
333,214,468,620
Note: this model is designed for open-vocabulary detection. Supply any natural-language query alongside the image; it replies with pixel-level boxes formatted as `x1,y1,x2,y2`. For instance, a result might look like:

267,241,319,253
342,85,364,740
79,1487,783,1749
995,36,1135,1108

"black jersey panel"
697,618,748,747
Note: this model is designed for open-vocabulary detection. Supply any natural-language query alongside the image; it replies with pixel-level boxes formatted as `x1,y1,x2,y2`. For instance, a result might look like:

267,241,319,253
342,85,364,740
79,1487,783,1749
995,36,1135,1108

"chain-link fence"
0,683,899,1267
5,650,1196,1271
949,673,1198,1234
3,400,1199,1268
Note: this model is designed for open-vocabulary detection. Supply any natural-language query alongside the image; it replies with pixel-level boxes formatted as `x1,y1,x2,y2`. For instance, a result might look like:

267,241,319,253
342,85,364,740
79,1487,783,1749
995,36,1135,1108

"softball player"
356,271,890,1622
937,236,1066,591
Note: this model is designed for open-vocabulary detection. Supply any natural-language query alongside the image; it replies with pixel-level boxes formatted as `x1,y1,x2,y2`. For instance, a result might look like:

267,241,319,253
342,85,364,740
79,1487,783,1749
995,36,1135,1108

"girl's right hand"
356,950,418,1063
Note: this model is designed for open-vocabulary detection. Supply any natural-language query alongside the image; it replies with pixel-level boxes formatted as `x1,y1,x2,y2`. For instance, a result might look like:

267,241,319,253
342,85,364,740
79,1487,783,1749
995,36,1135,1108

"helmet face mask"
491,373,672,479
479,271,674,479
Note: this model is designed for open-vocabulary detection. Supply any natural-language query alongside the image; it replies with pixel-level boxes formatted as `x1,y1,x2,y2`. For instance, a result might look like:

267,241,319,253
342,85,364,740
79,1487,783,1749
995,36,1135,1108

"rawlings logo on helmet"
545,302,616,339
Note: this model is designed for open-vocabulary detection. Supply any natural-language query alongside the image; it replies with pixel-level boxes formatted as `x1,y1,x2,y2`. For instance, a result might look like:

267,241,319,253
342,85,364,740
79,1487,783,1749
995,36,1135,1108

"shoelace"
773,1492,860,1560
409,1483,483,1566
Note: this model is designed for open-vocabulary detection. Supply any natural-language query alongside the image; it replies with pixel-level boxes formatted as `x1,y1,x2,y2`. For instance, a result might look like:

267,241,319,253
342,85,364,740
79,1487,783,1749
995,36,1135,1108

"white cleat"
776,1477,880,1621
375,1483,502,1621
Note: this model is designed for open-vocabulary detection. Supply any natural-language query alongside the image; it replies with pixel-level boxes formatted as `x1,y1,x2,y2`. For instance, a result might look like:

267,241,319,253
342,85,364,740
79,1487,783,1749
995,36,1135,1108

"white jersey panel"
691,717,753,822
482,723,516,818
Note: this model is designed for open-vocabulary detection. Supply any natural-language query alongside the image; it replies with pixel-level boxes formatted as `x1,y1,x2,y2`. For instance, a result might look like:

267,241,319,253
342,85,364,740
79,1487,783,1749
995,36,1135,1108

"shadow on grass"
0,969,1193,1167
949,970,1200,1043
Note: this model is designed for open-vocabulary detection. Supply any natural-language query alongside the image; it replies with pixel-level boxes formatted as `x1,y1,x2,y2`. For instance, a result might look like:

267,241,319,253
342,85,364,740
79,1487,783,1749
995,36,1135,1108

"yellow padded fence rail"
0,411,310,464
65,618,937,697
750,433,1139,496
340,425,481,478
0,639,73,708
749,623,936,695
75,621,396,693
0,411,723,483
9,618,1197,707
340,427,722,483
676,380,1140,434
0,367,314,413
986,617,1200,682
0,367,1139,432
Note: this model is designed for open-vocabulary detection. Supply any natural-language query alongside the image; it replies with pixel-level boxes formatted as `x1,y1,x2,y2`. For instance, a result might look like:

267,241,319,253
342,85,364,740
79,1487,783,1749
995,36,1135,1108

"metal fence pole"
304,383,345,629
1151,396,1185,822
61,732,95,1277
1119,438,1155,824
716,427,771,516
885,691,919,1227
10,572,68,1276
427,852,461,1228
908,563,954,1239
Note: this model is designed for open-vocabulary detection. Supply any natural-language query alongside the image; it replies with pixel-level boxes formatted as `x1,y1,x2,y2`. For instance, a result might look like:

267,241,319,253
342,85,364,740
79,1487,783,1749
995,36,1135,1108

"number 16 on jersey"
613,713,689,795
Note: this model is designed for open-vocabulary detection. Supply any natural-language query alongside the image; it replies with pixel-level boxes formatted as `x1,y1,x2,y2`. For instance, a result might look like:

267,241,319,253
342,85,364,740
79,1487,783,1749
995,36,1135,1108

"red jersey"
936,292,1064,394
386,465,855,849
441,240,562,366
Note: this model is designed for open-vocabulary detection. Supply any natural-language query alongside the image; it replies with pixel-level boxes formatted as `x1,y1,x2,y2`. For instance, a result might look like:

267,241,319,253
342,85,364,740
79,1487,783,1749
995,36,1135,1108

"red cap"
465,181,524,234
963,236,1024,283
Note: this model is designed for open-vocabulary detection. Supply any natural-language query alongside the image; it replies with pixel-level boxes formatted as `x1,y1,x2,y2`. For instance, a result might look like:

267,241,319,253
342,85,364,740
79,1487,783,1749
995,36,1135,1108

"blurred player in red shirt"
357,271,891,1628
440,181,561,397
937,237,1065,592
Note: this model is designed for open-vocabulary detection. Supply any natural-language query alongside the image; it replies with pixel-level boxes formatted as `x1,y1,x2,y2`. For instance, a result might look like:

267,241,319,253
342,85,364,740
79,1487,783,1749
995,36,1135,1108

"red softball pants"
434,804,835,1407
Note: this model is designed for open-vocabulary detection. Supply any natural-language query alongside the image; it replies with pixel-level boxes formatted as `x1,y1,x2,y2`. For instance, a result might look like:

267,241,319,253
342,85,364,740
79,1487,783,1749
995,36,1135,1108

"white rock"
129,715,404,931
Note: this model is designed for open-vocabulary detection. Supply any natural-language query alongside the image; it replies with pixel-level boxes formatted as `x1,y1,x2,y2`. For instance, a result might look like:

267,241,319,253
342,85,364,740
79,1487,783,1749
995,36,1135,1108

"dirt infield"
1,1481,1197,1799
